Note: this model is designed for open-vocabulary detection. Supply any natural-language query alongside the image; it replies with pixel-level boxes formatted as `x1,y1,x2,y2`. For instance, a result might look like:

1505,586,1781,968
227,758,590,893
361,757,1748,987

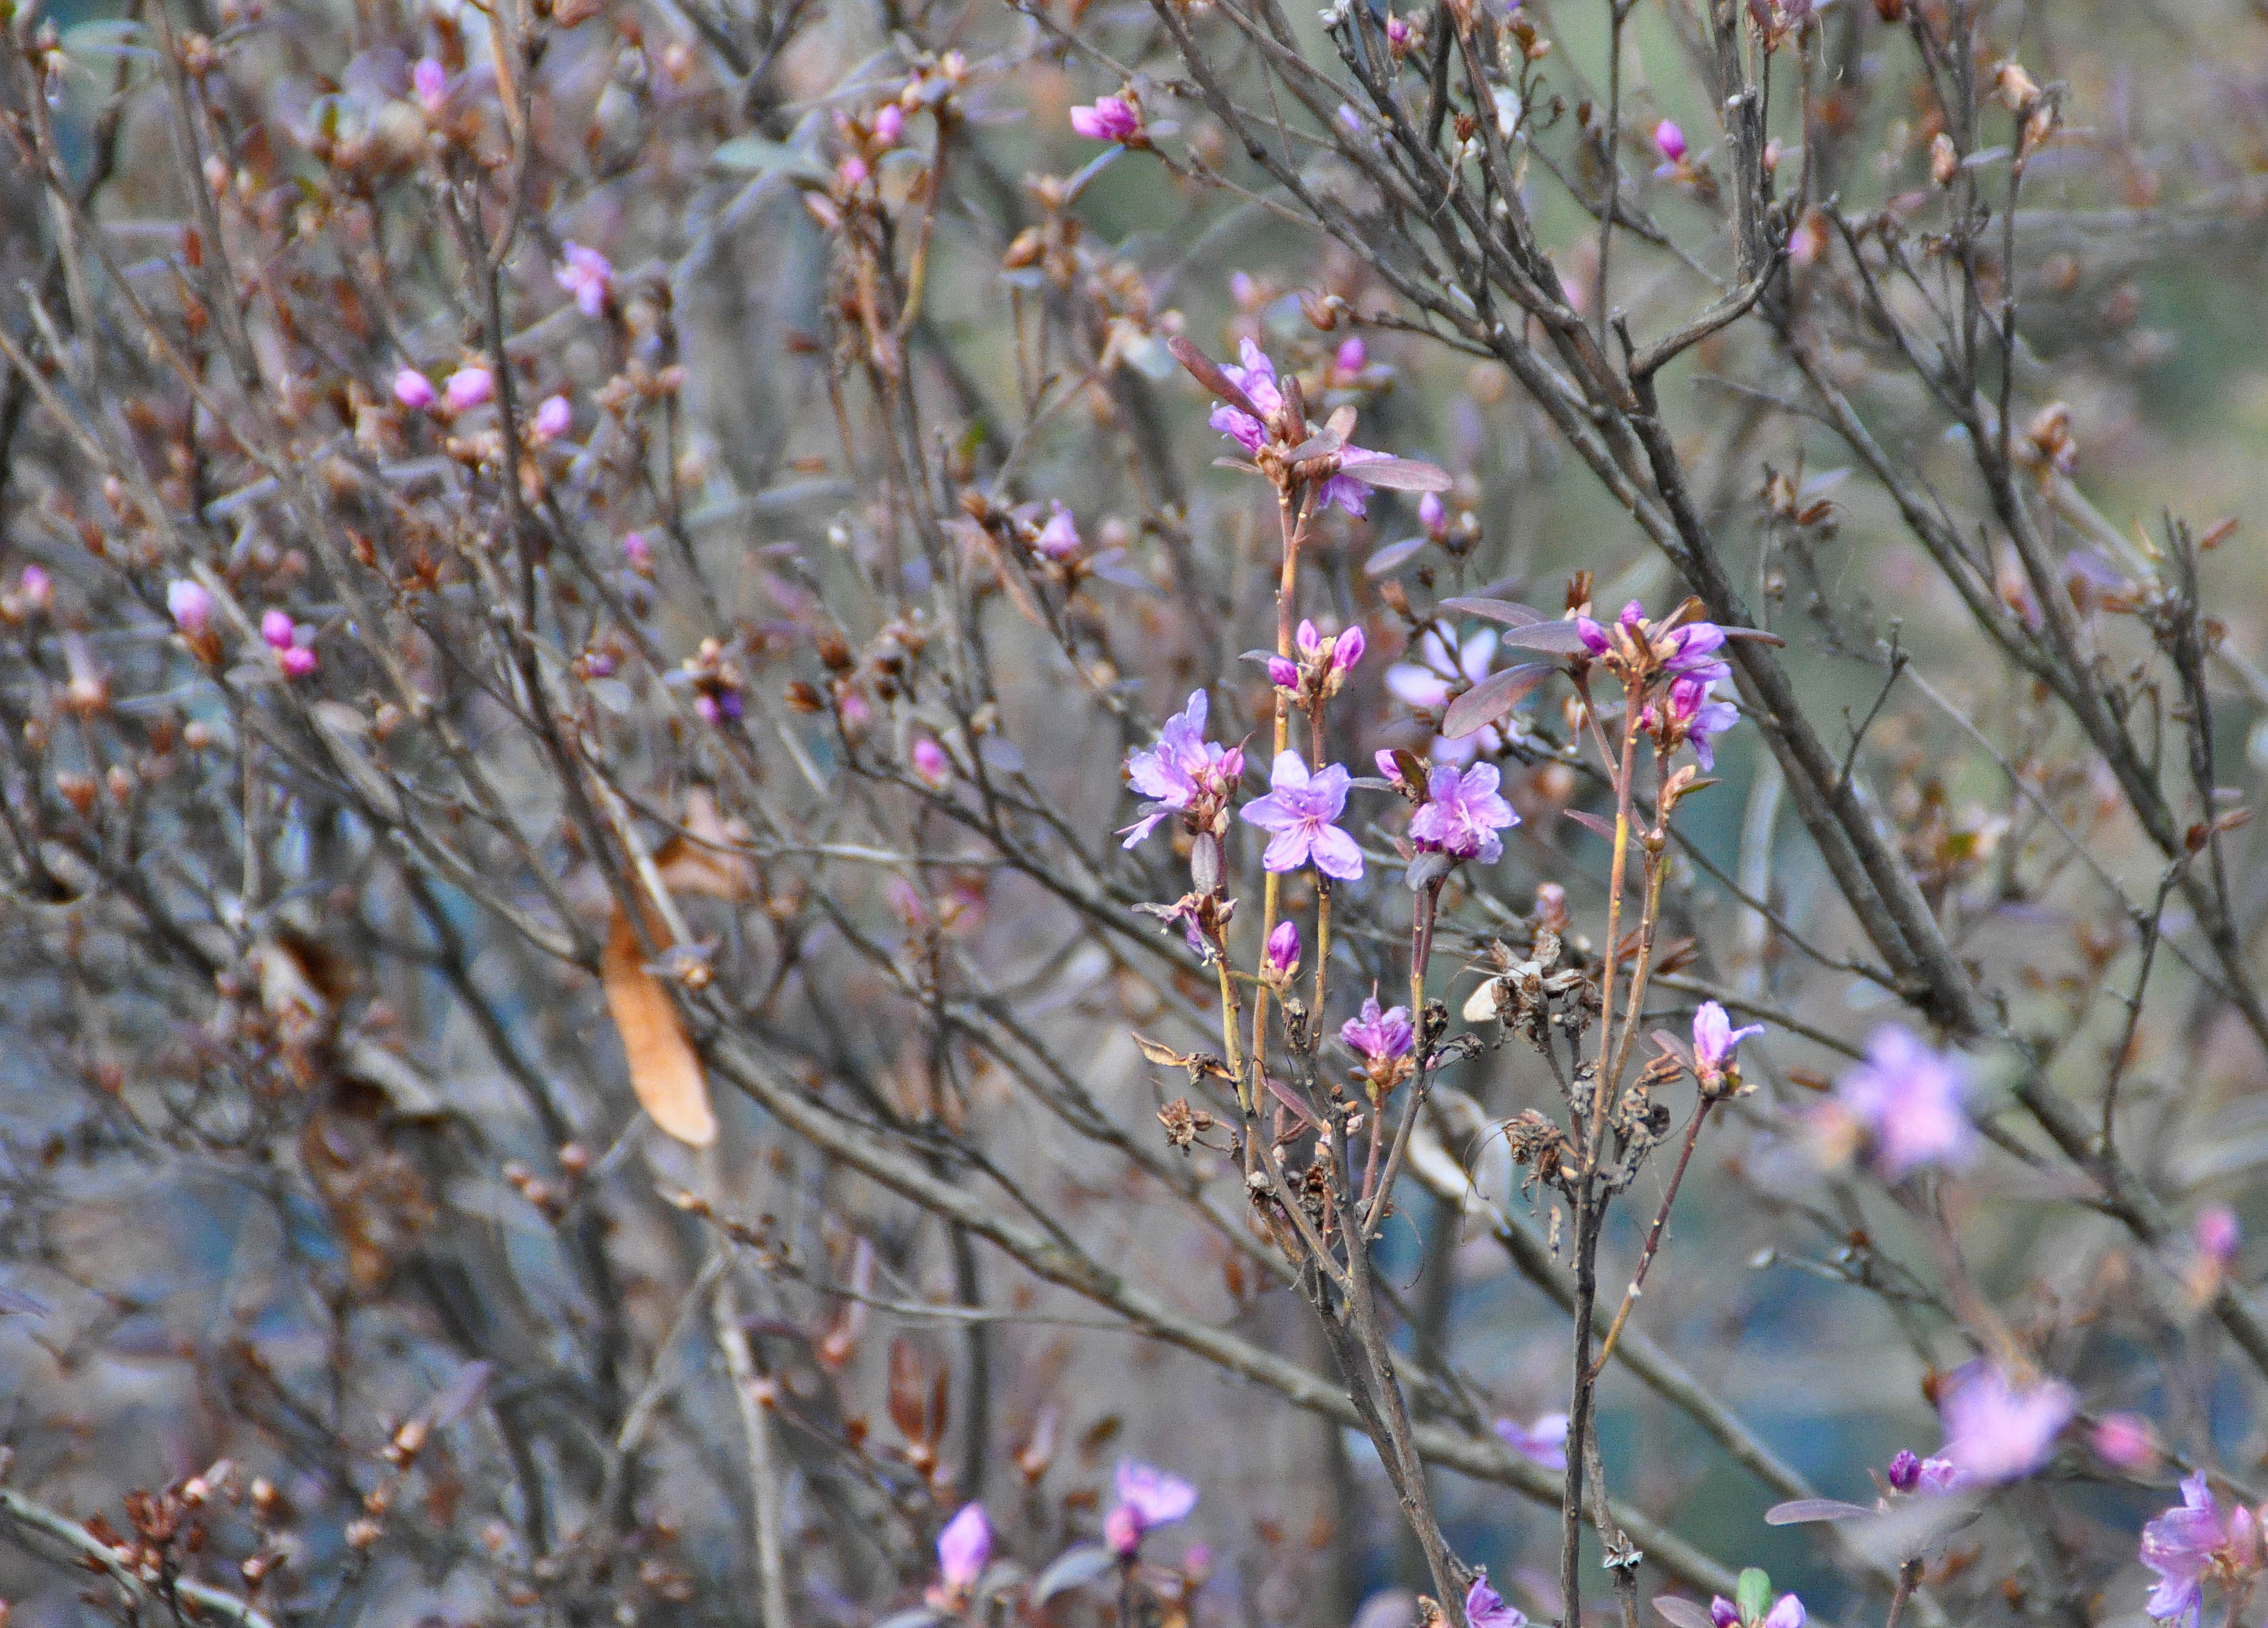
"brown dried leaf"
602,907,717,1147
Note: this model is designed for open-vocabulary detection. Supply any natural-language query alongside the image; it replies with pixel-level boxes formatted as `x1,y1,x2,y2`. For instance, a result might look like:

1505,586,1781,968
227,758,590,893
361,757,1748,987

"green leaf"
1736,1569,1773,1628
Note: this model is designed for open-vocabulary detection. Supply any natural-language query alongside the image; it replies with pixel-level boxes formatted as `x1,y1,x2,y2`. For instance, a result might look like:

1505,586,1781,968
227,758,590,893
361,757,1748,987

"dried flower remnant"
1239,751,1362,880
1935,1361,2075,1485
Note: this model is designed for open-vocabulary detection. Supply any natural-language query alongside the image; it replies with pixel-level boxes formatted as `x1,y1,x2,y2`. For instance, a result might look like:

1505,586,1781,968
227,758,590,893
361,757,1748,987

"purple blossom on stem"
1069,95,1142,143
1035,502,1081,560
444,366,494,413
1654,118,1688,164
1465,1576,1527,1628
555,243,613,317
1886,1449,1958,1493
1885,1448,1922,1492
1936,1361,2076,1485
1493,1411,1569,1472
1332,624,1366,675
531,394,572,440
1341,997,1413,1065
1418,489,1448,537
1666,671,1740,769
912,738,951,786
1335,336,1367,375
1239,751,1362,880
167,579,212,635
1690,1001,1762,1088
937,1502,991,1590
1200,339,1401,517
1833,1026,1976,1179
261,610,297,651
1121,690,1243,848
1263,920,1301,981
1407,762,1518,864
2141,1472,2262,1627
394,367,437,411
1267,654,1300,690
1106,1460,1196,1556
873,102,905,146
1761,1598,1805,1628
1709,1601,1739,1628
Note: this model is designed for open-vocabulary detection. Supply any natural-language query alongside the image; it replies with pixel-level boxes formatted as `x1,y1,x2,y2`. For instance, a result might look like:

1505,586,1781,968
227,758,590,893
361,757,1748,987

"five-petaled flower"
1105,1460,1197,1557
1936,1361,2075,1485
2142,1472,2264,1627
1121,690,1244,848
1690,1001,1763,1089
1830,1026,1976,1180
555,243,613,318
1341,997,1413,1068
1408,762,1518,864
1240,750,1362,880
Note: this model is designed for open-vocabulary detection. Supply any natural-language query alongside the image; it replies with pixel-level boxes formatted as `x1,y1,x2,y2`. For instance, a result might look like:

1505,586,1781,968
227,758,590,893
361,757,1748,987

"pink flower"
1385,13,1411,45
167,579,212,634
1035,502,1081,560
531,394,572,440
444,366,494,412
1335,336,1366,374
2196,1203,2241,1265
622,531,653,570
1070,95,1142,143
1494,1412,1569,1472
2142,1472,2262,1627
1199,339,1406,517
912,738,951,785
412,57,448,114
1341,997,1413,1065
1691,1001,1763,1088
1833,1026,1976,1180
2093,1413,2158,1472
1418,490,1447,537
873,103,905,146
1239,751,1362,880
394,367,437,411
1665,671,1740,769
935,1502,991,1593
1263,920,1300,981
1465,1576,1526,1628
1654,118,1688,166
1408,761,1517,864
278,645,319,679
1121,690,1243,848
555,242,613,317
19,565,52,610
839,154,870,187
1329,621,1366,676
1107,1461,1196,1556
261,610,297,651
1936,1362,2075,1485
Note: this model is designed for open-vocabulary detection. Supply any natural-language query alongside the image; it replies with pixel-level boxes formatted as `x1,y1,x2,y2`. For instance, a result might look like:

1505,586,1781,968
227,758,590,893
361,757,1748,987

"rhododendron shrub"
2,1,2267,1627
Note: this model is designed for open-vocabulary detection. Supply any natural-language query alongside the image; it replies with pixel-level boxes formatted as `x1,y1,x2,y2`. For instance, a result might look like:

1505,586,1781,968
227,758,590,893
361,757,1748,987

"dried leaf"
656,789,756,901
602,907,717,1147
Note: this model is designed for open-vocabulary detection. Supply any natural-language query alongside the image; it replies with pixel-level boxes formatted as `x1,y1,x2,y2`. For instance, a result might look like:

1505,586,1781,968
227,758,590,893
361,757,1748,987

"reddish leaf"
1443,662,1554,739
1167,336,1264,420
1437,597,1548,627
1347,456,1452,493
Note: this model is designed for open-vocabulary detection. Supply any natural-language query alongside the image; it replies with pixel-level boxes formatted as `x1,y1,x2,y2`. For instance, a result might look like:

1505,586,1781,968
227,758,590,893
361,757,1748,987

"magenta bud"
2092,1414,2156,1472
1331,624,1366,673
1385,13,1410,41
2196,1203,2241,1263
393,368,437,411
531,395,572,440
1886,1449,1921,1492
1375,748,1404,784
412,57,448,113
1264,920,1300,978
443,366,493,412
1267,656,1300,689
1654,118,1687,164
167,579,212,634
19,565,52,609
278,645,319,679
622,531,653,570
1575,616,1608,653
260,610,296,650
1418,490,1447,534
1295,619,1323,661
912,738,951,785
1104,1505,1142,1559
873,103,905,145
1335,337,1366,374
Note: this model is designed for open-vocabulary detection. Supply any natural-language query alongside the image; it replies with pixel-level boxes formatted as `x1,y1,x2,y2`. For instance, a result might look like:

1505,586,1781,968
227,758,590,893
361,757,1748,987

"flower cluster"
1104,1459,1198,1557
1121,691,1245,849
2142,1472,2266,1627
1269,617,1365,708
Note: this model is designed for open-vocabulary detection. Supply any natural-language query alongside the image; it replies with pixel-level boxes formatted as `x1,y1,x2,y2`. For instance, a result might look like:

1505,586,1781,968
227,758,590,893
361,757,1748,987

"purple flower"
1691,1001,1763,1088
278,645,318,679
2196,1203,2241,1265
1386,13,1411,45
1035,502,1081,560
1418,490,1447,536
2141,1472,2261,1627
1936,1362,2075,1485
531,394,572,440
1069,95,1142,143
1122,690,1243,848
1834,1026,1976,1180
1666,671,1739,769
1408,762,1518,864
1107,1460,1196,1556
167,579,212,635
1885,1448,1958,1493
1493,1411,1569,1472
912,738,951,785
555,242,612,318
622,531,653,571
1465,1576,1526,1628
1341,997,1413,1065
1335,336,1367,375
1240,751,1362,880
18,565,51,610
1208,338,1285,455
261,610,297,651
1264,920,1301,980
394,367,437,411
1761,1598,1805,1628
1709,1601,1739,1628
1333,624,1366,675
936,1501,992,1593
1886,1448,1922,1492
1267,654,1300,690
873,102,905,146
1654,118,1688,164
444,366,494,413
1388,627,1504,764
412,57,448,113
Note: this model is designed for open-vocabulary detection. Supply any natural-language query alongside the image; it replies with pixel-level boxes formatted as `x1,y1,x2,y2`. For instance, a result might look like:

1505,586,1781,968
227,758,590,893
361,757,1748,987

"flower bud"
1330,625,1366,675
443,366,494,413
260,610,296,650
168,579,212,634
1267,655,1300,690
393,368,437,411
1262,920,1301,985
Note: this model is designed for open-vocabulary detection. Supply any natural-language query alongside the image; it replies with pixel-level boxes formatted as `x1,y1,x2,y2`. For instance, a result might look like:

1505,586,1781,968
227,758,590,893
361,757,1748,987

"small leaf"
1654,1599,1719,1628
1765,1498,1879,1525
1347,456,1453,493
1720,626,1787,647
1363,536,1432,577
1132,1034,1195,1069
1284,429,1344,463
0,1283,50,1317
710,134,830,180
1443,663,1554,739
602,908,718,1147
1437,597,1547,627
428,1360,494,1425
1493,621,1597,654
1735,1568,1772,1628
1167,336,1264,420
1035,1544,1116,1603
1565,808,1617,841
